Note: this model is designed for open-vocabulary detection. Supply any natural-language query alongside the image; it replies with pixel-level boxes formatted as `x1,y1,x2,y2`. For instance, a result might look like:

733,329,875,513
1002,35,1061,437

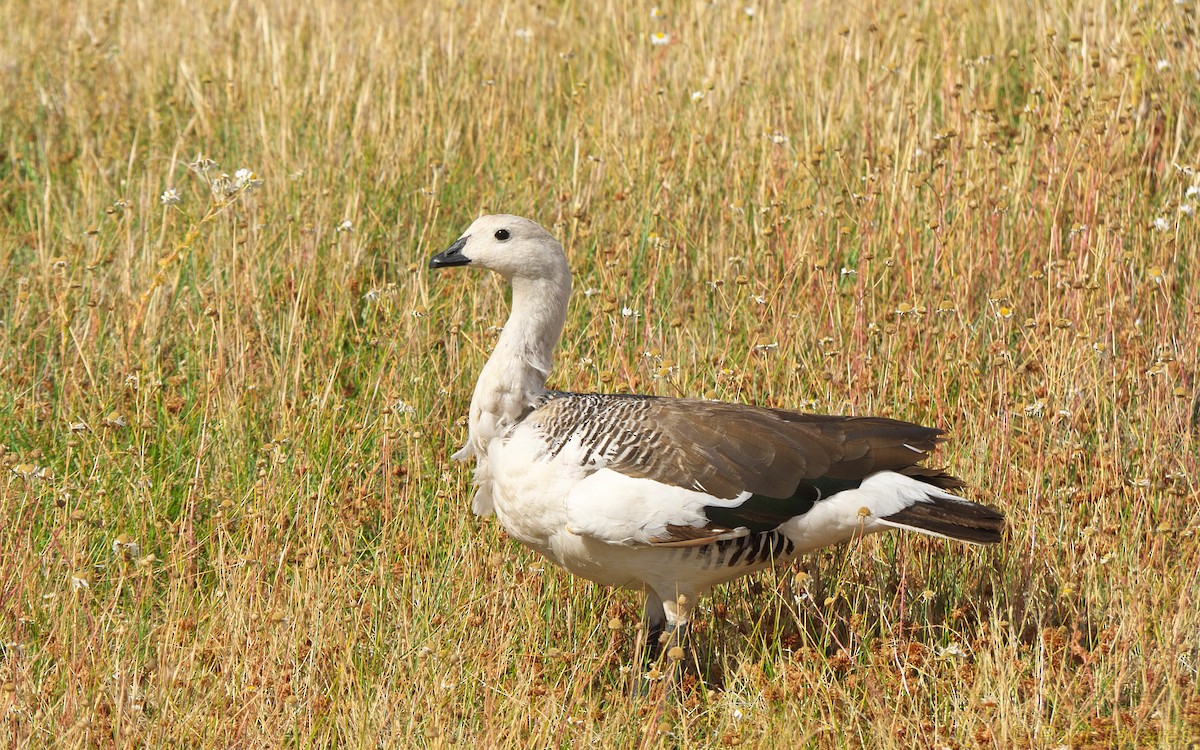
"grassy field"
2,0,1198,746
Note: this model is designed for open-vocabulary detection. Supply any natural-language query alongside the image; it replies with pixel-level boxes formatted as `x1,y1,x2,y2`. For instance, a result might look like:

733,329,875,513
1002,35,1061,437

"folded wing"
526,394,966,546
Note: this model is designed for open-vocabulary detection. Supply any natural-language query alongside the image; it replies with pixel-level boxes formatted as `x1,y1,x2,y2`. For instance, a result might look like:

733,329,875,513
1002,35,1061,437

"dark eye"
494,229,510,241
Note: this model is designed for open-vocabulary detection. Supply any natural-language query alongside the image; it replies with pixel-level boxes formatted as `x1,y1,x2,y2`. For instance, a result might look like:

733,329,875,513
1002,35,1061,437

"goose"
429,215,1004,657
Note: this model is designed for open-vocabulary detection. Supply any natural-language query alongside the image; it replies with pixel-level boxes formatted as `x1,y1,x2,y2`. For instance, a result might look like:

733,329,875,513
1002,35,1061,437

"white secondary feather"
565,468,753,545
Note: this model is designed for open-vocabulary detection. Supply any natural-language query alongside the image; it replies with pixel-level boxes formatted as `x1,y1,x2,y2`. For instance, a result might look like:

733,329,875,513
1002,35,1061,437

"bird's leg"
631,588,669,698
633,589,695,693
660,622,690,655
639,587,667,662
659,591,695,658
647,591,698,693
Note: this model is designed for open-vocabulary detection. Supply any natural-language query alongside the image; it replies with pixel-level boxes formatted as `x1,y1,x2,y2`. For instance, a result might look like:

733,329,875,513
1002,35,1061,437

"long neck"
468,264,571,450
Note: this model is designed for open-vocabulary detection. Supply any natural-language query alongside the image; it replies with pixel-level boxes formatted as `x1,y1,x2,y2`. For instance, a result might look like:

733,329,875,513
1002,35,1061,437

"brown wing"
530,393,957,493
539,395,948,495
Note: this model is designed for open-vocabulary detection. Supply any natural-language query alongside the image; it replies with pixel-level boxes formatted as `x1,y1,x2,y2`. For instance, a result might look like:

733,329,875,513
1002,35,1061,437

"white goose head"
428,214,568,283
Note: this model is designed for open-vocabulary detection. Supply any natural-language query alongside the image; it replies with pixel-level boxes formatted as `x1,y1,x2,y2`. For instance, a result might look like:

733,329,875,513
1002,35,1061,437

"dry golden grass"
1,0,1198,746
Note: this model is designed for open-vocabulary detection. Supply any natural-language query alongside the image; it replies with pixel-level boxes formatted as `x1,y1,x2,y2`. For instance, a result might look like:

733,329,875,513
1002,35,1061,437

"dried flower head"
188,156,219,175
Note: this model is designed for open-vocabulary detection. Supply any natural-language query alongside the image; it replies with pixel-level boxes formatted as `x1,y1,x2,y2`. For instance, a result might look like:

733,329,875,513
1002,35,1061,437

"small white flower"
583,287,599,297
1180,204,1194,216
691,90,705,102
337,219,354,233
768,131,789,145
1157,59,1171,71
1186,185,1200,198
362,288,380,302
650,6,665,19
70,573,90,590
233,168,263,192
1023,401,1046,418
743,6,756,16
937,642,969,659
732,707,745,720
160,188,181,206
1153,216,1172,232
112,537,140,557
621,307,638,318
514,27,532,41
650,32,670,46
753,295,766,305
840,266,857,276
390,400,416,416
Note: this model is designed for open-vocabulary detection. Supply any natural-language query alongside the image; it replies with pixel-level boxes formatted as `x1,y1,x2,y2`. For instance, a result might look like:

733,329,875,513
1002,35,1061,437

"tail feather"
899,465,966,491
881,494,1005,544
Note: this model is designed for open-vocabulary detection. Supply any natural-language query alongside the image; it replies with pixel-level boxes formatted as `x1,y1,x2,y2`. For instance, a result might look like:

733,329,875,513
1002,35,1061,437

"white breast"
485,424,589,554
484,423,683,588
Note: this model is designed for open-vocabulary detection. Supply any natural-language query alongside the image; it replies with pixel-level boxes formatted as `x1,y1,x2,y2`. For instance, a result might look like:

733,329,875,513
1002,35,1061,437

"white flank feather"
565,469,753,545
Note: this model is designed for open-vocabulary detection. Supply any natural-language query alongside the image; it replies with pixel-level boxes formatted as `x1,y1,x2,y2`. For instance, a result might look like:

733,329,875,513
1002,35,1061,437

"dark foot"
643,619,666,660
